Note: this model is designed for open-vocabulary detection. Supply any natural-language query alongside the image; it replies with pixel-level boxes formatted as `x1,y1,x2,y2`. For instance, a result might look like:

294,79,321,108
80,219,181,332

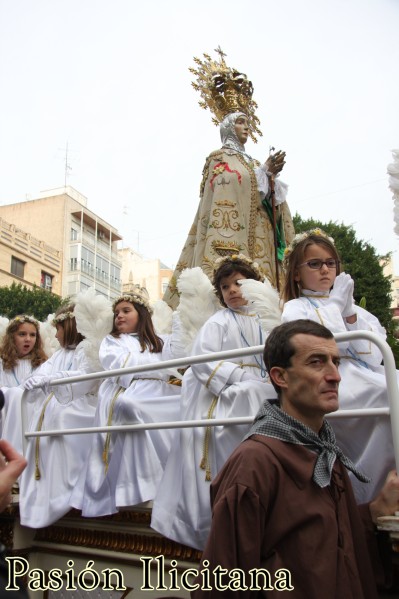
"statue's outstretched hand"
265,150,286,176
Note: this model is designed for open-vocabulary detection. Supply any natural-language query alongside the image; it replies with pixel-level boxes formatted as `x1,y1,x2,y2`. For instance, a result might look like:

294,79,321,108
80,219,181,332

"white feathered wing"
388,149,399,237
73,287,113,372
0,316,9,347
239,278,282,334
152,300,173,335
40,315,61,357
175,267,221,355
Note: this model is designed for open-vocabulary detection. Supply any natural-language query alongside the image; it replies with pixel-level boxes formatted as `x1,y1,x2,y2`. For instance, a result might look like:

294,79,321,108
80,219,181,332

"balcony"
0,217,61,270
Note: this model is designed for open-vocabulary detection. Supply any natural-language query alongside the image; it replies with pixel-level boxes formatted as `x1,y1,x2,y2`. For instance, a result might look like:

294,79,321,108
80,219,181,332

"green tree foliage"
292,215,395,335
0,282,65,321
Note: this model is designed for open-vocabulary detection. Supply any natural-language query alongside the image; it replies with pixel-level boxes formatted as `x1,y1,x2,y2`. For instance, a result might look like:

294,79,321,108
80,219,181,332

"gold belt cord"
102,386,125,474
102,352,132,473
35,392,54,480
200,395,218,482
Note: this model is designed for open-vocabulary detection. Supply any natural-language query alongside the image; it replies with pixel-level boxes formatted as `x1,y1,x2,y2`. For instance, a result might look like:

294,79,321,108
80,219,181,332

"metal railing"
23,330,399,468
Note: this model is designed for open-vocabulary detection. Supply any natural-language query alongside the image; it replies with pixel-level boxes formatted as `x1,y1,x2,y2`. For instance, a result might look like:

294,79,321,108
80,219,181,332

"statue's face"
234,115,249,144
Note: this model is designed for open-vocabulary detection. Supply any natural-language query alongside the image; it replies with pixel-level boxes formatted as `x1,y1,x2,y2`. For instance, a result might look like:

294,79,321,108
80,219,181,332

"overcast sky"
1,0,398,272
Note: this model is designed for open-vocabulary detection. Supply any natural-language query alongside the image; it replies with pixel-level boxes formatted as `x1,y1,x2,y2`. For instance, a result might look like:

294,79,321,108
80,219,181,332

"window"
81,246,94,274
110,264,121,287
70,257,78,271
71,227,78,241
40,271,53,291
11,256,25,278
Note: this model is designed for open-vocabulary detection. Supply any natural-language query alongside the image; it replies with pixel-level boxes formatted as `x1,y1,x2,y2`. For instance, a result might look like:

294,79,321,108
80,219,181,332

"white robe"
151,306,277,550
282,290,395,503
1,358,37,450
19,344,98,528
70,333,181,518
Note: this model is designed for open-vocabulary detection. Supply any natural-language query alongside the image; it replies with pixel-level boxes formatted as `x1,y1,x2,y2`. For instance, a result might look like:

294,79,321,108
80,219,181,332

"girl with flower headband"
281,229,395,502
17,303,98,528
70,288,181,518
0,315,47,439
151,254,277,551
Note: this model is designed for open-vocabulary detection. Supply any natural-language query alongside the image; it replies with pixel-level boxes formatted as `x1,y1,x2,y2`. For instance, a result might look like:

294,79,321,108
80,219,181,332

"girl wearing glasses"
281,229,394,503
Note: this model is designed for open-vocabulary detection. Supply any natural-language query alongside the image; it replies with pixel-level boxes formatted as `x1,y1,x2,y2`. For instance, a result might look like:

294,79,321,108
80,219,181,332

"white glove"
329,273,354,315
342,294,356,319
23,375,55,391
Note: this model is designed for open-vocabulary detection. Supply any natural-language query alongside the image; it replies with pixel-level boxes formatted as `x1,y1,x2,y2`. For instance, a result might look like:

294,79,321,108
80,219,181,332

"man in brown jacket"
192,319,399,598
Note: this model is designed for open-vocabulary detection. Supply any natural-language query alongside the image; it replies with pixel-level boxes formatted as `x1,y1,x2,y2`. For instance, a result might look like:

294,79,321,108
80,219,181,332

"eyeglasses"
298,259,339,270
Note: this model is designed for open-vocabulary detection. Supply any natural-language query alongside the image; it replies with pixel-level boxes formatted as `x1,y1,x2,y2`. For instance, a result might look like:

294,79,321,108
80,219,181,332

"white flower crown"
52,311,74,326
213,253,263,278
10,315,39,327
283,228,335,260
112,291,153,315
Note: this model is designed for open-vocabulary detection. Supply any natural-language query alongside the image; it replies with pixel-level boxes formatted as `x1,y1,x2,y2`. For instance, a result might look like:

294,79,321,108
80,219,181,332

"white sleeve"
99,335,165,388
165,312,187,359
190,320,247,397
344,306,385,367
255,165,288,205
281,299,322,324
283,298,348,333
99,335,132,371
51,345,99,402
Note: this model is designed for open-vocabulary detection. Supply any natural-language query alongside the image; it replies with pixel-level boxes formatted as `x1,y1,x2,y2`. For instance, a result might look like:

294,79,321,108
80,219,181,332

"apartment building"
119,247,173,302
0,186,122,299
0,215,62,294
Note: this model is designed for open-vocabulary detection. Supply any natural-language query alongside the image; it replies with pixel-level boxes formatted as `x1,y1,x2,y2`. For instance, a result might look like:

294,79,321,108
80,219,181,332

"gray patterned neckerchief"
245,400,370,488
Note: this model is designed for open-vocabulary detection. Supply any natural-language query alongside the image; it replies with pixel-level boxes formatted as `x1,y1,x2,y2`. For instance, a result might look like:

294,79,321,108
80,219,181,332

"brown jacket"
193,435,389,598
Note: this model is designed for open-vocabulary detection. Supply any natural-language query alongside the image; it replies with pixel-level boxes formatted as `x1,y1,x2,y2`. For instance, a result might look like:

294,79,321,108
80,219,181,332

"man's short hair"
264,320,334,394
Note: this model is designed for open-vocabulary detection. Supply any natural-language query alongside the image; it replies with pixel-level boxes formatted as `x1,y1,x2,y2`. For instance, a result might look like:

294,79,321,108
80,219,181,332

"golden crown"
189,46,262,142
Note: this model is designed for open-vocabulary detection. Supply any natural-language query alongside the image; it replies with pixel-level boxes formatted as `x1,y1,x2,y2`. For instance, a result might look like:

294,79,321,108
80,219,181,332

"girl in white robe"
1,315,47,448
19,305,98,528
151,255,277,551
281,229,395,503
70,289,181,518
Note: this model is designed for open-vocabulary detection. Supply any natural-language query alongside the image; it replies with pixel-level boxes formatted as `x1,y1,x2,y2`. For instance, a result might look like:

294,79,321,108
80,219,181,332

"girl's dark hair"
111,300,164,353
53,304,84,348
212,258,262,307
0,316,47,370
282,235,341,303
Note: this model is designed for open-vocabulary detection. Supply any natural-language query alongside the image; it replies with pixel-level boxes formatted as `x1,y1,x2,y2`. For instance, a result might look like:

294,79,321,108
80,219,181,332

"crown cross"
214,45,227,63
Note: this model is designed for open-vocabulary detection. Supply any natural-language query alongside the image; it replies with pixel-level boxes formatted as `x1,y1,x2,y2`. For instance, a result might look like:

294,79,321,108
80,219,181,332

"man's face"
271,333,341,432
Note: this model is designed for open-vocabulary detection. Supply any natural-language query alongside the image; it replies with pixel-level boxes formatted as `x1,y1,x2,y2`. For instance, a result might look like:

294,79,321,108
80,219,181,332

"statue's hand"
265,150,286,176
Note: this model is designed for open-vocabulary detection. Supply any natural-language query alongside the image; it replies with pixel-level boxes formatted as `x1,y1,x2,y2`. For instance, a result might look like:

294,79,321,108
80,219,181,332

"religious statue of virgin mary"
164,48,295,308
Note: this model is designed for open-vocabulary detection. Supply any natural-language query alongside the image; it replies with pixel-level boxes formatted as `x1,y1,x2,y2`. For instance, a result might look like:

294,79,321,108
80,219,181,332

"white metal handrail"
23,330,399,467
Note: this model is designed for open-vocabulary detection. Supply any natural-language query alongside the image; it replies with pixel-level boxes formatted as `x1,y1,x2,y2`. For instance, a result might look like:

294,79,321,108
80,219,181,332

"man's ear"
269,366,287,390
